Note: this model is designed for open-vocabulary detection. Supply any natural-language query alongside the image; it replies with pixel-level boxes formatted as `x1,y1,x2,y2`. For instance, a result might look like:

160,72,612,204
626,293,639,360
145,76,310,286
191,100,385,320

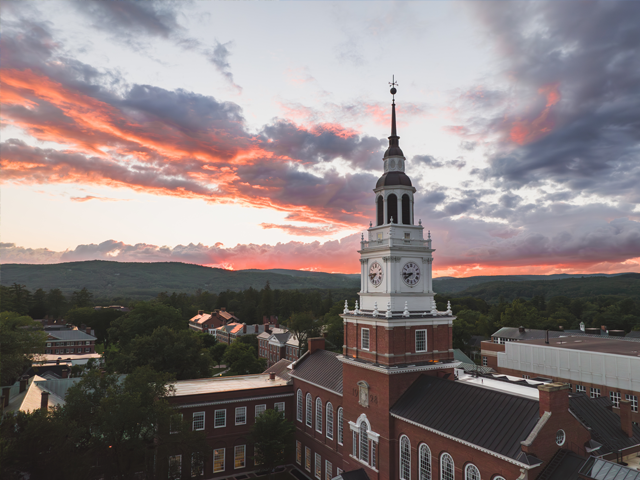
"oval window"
556,429,566,446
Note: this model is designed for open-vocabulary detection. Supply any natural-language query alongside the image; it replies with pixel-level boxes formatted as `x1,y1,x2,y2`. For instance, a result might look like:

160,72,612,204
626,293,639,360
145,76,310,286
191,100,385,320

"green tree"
70,287,94,308
223,341,266,375
0,312,46,386
28,288,48,319
108,302,184,347
211,342,227,367
46,288,68,319
108,327,213,380
322,301,344,351
251,409,295,478
286,311,320,355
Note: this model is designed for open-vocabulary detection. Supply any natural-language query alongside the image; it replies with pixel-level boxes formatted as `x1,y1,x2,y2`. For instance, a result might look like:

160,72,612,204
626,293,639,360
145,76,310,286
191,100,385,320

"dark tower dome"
376,171,412,188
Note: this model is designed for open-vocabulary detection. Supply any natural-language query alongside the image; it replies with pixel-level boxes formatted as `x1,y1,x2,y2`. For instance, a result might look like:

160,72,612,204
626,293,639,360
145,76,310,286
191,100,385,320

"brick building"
215,322,270,345
44,325,96,355
189,308,239,335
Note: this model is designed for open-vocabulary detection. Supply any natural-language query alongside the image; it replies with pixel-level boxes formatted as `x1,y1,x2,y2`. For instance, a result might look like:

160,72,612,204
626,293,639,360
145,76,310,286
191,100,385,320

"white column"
383,195,388,224
396,195,401,225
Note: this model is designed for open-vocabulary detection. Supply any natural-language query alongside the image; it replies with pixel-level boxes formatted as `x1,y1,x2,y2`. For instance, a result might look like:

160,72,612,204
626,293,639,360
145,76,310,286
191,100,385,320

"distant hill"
1,261,636,302
450,273,640,303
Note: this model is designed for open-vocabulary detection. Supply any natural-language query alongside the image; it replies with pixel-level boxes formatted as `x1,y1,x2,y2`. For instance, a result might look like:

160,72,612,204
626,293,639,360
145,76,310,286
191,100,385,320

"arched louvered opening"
387,194,398,224
402,194,411,225
377,196,384,226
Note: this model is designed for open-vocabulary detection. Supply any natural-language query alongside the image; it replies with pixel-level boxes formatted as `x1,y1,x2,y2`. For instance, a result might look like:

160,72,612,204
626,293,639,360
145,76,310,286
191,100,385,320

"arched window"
493,477,505,480
337,408,343,445
315,397,323,433
465,464,480,480
440,453,454,480
359,420,369,463
296,390,303,422
400,435,411,480
419,444,431,480
326,402,334,440
377,196,384,226
387,194,398,224
306,393,312,427
402,194,411,225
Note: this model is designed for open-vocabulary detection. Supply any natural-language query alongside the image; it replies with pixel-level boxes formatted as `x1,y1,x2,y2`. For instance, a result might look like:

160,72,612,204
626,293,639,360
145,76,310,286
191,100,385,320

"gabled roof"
569,393,640,454
390,375,540,460
290,350,343,395
286,334,300,347
269,332,291,345
265,358,292,381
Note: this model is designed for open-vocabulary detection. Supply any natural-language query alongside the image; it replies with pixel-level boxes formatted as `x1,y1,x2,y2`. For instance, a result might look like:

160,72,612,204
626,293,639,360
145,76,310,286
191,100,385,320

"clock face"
402,262,421,286
369,262,383,286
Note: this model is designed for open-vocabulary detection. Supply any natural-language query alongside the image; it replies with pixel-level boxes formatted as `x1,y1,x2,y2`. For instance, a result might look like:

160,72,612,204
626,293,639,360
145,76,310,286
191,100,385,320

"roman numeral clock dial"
402,262,421,286
369,262,383,286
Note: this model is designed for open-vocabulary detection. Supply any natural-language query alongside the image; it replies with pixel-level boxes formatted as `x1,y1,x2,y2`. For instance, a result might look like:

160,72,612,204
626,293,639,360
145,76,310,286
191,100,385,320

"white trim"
348,454,380,473
174,393,293,409
361,328,370,351
521,412,550,447
390,413,540,469
343,315,453,327
214,409,226,428
339,355,460,375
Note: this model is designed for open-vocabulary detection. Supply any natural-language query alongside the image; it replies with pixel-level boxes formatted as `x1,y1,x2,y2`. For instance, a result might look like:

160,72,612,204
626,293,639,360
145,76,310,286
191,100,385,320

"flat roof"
173,374,288,396
518,336,640,357
456,370,541,399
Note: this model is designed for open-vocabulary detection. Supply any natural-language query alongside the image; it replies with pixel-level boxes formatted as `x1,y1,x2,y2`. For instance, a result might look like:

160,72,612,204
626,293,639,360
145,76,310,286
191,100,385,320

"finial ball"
390,87,397,95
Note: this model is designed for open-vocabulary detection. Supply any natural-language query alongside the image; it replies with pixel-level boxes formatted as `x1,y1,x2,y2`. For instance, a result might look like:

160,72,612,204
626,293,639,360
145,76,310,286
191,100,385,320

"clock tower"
338,81,457,480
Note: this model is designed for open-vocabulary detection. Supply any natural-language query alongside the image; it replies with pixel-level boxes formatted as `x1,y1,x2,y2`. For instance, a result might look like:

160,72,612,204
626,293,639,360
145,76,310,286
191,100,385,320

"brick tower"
339,80,458,480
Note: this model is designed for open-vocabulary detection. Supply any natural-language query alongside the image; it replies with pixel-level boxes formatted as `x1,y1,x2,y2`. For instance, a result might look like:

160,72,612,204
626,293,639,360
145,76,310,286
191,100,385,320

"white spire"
386,301,392,318
402,301,410,318
343,300,349,314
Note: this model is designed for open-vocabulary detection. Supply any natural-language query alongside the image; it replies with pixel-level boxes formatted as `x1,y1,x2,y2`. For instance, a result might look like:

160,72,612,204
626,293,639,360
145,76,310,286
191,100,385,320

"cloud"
413,155,466,170
70,195,127,203
260,223,341,237
206,41,242,93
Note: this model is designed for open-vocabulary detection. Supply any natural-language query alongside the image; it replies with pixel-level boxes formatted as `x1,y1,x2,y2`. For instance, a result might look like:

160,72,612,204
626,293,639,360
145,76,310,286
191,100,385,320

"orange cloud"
509,83,560,145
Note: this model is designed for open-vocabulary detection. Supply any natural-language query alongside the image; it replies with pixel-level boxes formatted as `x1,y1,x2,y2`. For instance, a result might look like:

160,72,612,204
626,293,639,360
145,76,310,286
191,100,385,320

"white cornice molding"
338,355,460,375
390,413,539,470
174,393,294,409
341,316,454,327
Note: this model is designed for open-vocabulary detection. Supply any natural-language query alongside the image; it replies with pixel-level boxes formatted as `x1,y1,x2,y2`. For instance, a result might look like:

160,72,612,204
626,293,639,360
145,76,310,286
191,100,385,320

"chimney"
61,368,69,379
221,307,226,312
269,372,276,380
538,383,570,417
243,324,246,334
198,310,204,315
19,376,28,393
519,326,525,333
56,358,61,365
86,327,92,335
620,399,633,437
2,387,10,408
308,337,325,355
254,324,258,333
41,391,49,411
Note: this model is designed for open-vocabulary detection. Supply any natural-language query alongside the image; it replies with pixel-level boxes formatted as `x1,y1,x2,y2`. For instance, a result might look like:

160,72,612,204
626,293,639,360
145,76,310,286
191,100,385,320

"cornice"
338,355,460,375
174,393,294,409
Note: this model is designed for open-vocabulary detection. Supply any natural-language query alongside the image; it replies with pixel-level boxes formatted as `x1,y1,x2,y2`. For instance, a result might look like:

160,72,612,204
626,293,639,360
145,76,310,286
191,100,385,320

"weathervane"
389,75,398,103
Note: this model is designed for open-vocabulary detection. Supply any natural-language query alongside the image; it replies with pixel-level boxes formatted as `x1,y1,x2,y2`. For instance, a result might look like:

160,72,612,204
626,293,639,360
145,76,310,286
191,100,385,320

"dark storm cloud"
499,193,522,209
413,155,467,170
469,2,640,201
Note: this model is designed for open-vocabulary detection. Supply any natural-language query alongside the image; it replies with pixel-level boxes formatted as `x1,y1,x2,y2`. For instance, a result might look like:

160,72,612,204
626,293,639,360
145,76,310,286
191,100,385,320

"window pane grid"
192,412,205,431
419,444,431,480
255,404,266,421
305,447,311,472
234,445,245,469
296,441,302,464
213,449,225,473
359,422,369,463
626,394,638,412
235,407,246,425
315,398,323,433
214,409,226,428
306,394,313,427
326,403,334,439
610,391,620,408
315,453,322,479
441,453,454,480
326,460,333,480
362,328,370,350
337,408,344,445
465,464,480,480
400,435,411,480
416,330,427,352
297,390,303,422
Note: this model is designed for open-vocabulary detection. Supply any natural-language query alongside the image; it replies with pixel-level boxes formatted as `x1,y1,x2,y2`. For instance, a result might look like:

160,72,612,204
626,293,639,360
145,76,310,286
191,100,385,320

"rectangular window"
170,414,183,434
576,384,586,393
482,356,488,366
296,441,302,465
169,455,182,480
191,453,204,478
255,404,266,421
352,431,357,457
523,374,530,379
275,402,285,414
626,394,638,412
305,447,311,472
85,347,91,352
361,328,370,351
213,448,225,473
325,460,332,480
315,453,322,479
234,445,246,469
591,387,601,398
371,441,377,469
192,412,205,431
47,342,51,347
214,409,226,428
416,330,427,352
235,407,247,425
610,391,621,408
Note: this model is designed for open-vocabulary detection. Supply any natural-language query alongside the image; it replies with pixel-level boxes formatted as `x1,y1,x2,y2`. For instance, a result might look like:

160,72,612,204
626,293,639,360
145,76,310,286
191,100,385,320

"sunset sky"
2,1,639,276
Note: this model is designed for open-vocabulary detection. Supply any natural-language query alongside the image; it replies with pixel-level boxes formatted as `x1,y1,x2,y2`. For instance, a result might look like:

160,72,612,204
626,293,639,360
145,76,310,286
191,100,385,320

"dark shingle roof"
569,393,640,454
538,451,586,480
290,350,343,395
390,375,540,460
338,468,370,480
266,359,292,381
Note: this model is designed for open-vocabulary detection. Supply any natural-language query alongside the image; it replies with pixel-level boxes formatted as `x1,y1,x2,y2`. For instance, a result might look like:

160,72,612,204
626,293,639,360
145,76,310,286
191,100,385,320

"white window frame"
626,394,638,412
170,413,183,434
315,397,323,433
306,393,313,427
235,406,247,425
234,445,246,469
325,460,332,480
400,435,411,480
591,387,601,398
305,447,311,472
275,402,285,414
465,463,480,480
440,453,454,480
296,441,302,465
315,452,322,479
192,411,205,431
255,404,266,421
361,328,370,351
359,420,369,463
610,391,621,408
213,448,225,473
482,356,488,366
326,402,334,440
416,329,427,353
297,389,303,422
576,384,586,393
337,407,344,445
214,409,226,428
419,443,431,480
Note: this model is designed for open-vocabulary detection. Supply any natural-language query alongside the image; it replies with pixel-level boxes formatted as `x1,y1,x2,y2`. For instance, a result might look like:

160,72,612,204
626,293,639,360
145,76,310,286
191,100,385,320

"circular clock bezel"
369,261,383,287
402,261,421,286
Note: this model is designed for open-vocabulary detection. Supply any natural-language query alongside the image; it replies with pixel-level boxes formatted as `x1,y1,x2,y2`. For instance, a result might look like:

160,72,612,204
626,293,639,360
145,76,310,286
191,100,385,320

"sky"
1,1,639,276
